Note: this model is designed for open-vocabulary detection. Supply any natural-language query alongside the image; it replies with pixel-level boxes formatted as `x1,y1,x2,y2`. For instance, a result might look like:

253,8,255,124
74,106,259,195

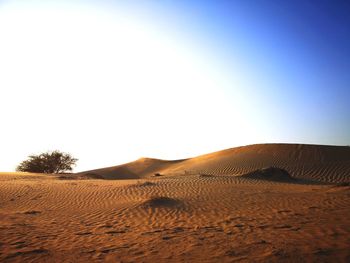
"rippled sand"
1,144,349,262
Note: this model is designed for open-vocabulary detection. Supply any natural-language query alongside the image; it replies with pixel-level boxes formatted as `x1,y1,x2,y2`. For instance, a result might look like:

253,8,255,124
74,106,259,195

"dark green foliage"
16,150,78,174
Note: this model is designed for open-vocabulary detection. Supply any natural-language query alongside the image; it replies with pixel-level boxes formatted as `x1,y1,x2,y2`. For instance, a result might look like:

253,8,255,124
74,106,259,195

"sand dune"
80,144,350,183
78,158,186,180
1,144,349,262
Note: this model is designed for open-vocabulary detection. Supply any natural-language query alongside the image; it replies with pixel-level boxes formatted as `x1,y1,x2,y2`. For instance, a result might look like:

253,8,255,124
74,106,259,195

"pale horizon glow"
1,1,349,172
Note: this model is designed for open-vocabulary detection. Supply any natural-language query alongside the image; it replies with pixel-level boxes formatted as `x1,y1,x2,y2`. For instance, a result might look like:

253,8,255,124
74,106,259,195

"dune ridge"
78,158,186,180
79,144,350,183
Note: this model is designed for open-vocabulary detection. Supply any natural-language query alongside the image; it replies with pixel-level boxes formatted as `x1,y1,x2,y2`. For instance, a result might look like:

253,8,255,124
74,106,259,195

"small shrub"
16,150,77,174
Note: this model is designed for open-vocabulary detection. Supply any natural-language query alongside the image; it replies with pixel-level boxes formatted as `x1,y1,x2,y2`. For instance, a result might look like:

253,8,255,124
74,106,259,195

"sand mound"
141,196,181,208
136,181,156,187
242,167,295,182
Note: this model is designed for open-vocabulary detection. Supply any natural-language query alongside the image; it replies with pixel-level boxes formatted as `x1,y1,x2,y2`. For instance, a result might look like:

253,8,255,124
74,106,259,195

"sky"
0,0,349,172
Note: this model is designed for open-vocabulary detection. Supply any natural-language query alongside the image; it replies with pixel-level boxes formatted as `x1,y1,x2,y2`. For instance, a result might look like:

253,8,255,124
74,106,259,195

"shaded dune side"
242,167,296,182
166,144,350,183
78,144,350,183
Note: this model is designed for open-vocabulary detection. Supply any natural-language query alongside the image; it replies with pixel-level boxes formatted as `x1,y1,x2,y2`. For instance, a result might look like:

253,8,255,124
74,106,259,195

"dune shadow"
141,196,182,209
241,167,325,185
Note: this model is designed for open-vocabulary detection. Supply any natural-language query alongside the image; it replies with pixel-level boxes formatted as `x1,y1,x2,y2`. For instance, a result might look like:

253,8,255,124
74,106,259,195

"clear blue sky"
134,0,350,143
0,0,349,172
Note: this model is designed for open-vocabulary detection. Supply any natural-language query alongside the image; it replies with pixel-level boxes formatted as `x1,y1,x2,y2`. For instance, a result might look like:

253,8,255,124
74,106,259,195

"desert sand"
0,144,349,262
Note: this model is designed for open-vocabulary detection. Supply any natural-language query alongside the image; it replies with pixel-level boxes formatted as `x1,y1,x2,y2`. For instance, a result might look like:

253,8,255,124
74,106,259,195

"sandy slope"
0,144,349,262
80,144,350,183
78,158,185,180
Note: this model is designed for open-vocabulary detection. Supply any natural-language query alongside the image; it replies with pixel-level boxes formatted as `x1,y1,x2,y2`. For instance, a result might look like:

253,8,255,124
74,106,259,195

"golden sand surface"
1,144,349,262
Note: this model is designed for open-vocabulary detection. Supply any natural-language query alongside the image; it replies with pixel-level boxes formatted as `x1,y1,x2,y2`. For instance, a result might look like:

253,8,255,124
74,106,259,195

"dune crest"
78,144,350,184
